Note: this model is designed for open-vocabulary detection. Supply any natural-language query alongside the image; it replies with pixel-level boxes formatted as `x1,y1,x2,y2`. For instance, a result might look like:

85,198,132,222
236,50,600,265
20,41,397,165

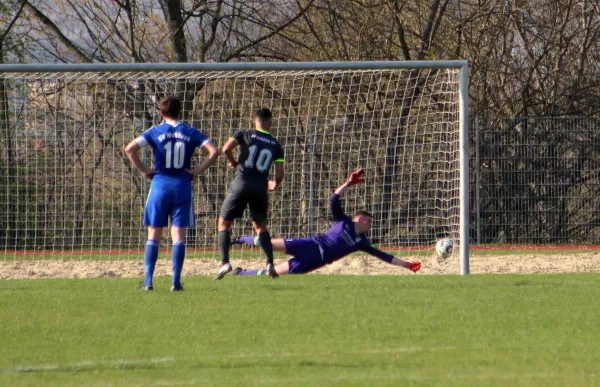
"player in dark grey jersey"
215,108,285,279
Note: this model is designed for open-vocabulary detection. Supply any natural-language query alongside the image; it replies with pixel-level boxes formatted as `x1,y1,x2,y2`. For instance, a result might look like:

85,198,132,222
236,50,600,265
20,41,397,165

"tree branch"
224,0,315,62
23,1,90,62
0,0,26,42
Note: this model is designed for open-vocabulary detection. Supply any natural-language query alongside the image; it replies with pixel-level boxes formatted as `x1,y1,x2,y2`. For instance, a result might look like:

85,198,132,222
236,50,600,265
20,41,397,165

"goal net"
0,62,468,272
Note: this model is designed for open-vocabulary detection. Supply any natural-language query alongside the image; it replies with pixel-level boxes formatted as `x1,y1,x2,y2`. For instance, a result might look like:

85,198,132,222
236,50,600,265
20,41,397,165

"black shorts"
220,180,268,223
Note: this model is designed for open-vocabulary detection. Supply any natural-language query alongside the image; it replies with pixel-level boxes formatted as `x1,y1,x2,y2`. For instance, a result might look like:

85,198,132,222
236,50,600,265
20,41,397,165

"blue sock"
144,240,159,286
239,235,259,246
172,241,185,287
238,269,264,276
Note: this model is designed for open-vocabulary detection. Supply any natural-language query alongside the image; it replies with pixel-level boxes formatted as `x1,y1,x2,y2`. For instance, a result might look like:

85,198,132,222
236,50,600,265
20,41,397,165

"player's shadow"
0,287,28,292
184,360,358,370
191,358,359,371
1,362,168,375
259,285,304,291
297,360,358,369
186,362,258,370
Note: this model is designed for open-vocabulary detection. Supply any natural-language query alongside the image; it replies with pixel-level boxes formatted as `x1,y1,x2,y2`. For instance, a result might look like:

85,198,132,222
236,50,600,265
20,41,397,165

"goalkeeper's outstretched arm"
360,244,421,273
330,168,366,220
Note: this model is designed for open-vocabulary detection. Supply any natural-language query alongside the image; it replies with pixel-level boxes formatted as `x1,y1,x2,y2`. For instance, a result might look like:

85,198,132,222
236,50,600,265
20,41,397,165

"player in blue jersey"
231,169,421,276
124,96,219,291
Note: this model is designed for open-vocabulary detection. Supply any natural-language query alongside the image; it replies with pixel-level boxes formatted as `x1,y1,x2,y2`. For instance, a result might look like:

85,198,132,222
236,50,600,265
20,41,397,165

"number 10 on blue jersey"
164,141,186,169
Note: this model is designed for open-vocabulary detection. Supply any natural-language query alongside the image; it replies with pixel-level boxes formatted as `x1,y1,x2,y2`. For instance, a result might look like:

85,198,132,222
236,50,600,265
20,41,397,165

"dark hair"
354,210,373,218
255,108,272,121
159,96,181,119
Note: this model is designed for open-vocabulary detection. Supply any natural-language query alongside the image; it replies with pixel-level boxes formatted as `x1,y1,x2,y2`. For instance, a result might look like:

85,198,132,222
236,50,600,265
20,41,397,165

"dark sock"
218,230,231,264
239,235,259,246
258,231,274,265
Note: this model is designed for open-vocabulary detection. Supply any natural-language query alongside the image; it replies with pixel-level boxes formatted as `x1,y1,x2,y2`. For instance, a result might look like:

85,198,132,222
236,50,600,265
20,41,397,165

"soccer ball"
435,238,453,259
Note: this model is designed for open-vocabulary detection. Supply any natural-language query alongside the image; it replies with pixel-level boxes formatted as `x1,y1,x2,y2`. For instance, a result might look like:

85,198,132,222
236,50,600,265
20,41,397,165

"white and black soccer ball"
435,238,453,259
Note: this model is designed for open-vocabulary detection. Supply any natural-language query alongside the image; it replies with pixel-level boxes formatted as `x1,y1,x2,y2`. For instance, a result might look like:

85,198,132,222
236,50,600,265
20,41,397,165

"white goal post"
0,61,469,275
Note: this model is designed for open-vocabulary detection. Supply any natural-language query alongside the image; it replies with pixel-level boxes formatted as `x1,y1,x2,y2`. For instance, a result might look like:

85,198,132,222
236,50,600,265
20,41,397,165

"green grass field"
1,274,599,386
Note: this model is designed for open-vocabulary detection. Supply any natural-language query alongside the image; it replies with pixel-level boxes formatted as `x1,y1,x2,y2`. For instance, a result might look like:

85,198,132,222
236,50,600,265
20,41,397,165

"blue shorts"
284,238,324,274
144,177,194,228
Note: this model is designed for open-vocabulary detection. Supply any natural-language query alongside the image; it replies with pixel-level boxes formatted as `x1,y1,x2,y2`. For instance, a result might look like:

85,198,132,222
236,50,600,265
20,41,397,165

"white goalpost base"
0,61,469,274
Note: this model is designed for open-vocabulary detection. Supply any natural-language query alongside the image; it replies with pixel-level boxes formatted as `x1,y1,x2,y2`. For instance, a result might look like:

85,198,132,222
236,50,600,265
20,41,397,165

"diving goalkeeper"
228,169,421,276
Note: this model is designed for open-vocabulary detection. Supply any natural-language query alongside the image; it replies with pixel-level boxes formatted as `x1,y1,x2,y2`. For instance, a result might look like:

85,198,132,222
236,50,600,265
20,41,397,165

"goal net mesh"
0,67,460,263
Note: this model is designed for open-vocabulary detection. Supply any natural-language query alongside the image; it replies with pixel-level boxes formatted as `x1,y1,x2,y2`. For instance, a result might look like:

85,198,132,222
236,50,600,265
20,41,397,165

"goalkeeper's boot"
139,281,153,291
266,263,279,279
170,283,184,292
214,262,232,280
230,237,243,245
231,267,243,276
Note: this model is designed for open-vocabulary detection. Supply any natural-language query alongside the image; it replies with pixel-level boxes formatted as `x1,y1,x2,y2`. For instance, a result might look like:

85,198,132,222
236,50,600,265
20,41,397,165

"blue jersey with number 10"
141,122,210,178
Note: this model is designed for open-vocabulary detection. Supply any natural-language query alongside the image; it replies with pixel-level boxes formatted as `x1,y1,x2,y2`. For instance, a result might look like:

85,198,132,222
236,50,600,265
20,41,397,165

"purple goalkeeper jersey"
309,194,395,264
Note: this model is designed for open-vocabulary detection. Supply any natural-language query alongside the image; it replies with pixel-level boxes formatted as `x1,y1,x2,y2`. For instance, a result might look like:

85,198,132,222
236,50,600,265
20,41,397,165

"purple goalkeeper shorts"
284,238,324,274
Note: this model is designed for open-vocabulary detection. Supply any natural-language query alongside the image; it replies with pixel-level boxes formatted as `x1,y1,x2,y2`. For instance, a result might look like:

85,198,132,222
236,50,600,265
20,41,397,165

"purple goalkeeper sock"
237,269,264,276
239,235,259,246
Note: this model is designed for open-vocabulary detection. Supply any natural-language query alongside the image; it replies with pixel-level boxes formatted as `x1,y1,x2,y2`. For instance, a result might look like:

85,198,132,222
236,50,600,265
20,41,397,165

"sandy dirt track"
1,252,600,280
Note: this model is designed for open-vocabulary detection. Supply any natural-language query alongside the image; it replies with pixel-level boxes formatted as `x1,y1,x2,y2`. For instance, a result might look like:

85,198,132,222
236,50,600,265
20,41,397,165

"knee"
148,227,162,241
171,227,187,242
252,222,268,234
218,217,232,231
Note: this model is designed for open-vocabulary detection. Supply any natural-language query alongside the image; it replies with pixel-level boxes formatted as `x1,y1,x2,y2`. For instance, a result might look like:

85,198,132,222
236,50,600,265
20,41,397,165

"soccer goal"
0,61,469,274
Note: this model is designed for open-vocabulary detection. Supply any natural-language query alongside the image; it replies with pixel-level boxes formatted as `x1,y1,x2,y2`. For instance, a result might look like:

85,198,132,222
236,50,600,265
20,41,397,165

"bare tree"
1,0,27,167
0,0,27,246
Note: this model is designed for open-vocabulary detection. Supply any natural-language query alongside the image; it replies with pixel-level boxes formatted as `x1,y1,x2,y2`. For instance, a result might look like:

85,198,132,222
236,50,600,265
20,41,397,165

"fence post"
308,116,316,235
475,116,481,244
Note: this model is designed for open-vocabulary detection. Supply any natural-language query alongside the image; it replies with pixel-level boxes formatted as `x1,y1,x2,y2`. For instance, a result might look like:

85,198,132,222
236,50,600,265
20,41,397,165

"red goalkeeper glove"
346,168,366,186
403,261,421,273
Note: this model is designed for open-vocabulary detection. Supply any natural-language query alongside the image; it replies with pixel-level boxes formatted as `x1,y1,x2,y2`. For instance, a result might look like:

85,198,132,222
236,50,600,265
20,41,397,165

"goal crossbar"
0,61,469,73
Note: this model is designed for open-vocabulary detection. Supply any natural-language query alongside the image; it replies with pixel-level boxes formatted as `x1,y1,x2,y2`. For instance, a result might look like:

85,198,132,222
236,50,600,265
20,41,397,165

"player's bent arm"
124,140,154,177
222,138,239,167
360,244,420,272
268,162,285,191
187,141,219,176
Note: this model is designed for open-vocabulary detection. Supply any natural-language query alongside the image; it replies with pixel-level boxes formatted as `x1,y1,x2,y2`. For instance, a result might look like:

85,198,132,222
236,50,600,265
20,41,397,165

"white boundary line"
0,357,176,375
0,347,448,375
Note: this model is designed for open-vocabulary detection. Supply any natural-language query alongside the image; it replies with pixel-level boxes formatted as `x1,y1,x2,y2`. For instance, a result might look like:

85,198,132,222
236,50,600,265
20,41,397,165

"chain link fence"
472,117,600,244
